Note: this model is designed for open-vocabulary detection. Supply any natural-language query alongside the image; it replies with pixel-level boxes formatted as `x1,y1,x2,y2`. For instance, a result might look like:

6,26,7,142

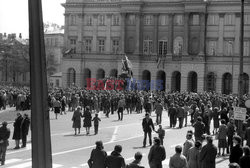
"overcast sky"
0,0,65,38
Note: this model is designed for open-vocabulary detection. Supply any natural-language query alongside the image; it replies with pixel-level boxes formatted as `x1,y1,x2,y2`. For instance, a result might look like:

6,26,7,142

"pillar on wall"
134,13,141,54
183,13,190,56
106,14,112,53
93,14,98,53
218,13,225,56
167,14,174,55
199,13,205,56
120,13,126,54
153,14,159,54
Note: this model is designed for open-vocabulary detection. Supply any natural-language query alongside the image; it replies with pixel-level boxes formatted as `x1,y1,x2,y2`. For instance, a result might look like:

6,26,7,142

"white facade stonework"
62,0,250,94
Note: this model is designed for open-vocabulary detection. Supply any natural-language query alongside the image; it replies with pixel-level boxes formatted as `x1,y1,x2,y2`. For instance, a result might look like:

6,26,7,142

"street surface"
3,109,229,168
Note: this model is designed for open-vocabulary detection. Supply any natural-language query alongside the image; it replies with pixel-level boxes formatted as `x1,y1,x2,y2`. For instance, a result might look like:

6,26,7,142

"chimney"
19,33,22,39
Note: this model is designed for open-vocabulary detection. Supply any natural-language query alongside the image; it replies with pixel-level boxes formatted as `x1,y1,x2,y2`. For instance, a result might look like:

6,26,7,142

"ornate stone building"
62,0,250,94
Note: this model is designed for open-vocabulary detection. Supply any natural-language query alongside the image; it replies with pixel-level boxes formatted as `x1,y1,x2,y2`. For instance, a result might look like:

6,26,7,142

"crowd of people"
0,84,250,167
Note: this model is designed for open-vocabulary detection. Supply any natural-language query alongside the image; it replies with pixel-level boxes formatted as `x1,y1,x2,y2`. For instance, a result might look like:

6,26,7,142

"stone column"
153,14,159,54
199,13,205,55
218,13,225,56
167,14,174,55
93,14,98,53
77,13,84,53
64,13,70,48
183,13,190,56
120,13,126,54
106,14,112,53
135,13,141,54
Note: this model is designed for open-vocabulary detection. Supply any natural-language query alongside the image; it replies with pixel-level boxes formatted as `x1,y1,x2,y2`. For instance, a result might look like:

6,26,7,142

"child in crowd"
92,113,101,135
155,124,165,145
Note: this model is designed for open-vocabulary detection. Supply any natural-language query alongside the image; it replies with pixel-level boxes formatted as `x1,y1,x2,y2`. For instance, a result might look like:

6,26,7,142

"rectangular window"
112,15,120,26
158,41,167,55
144,15,153,25
99,15,105,26
86,15,92,26
98,39,105,53
207,14,219,25
70,39,76,45
224,14,235,25
112,39,120,53
174,14,183,25
85,39,92,53
244,41,250,56
244,14,250,25
128,15,135,25
192,14,199,25
224,40,234,56
207,40,217,56
143,39,153,54
159,15,168,26
70,15,76,25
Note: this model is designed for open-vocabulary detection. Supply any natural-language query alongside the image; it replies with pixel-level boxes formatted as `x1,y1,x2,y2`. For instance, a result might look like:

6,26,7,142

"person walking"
217,119,228,156
199,135,217,168
88,141,107,168
92,113,101,135
72,106,83,135
12,113,23,149
142,113,155,147
227,118,236,154
20,114,30,148
229,135,243,164
117,96,126,121
155,99,163,125
53,98,61,119
169,145,188,168
0,121,10,165
105,145,126,168
168,103,177,128
148,137,166,168
126,152,145,168
176,104,185,129
83,106,92,135
187,141,202,168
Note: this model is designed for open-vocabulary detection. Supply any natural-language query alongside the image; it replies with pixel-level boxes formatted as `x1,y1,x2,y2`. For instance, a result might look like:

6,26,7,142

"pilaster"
64,13,70,48
93,14,98,53
134,13,141,54
183,13,190,56
235,13,241,56
167,14,174,55
153,14,159,54
120,13,126,54
199,13,205,56
218,13,225,56
106,14,112,53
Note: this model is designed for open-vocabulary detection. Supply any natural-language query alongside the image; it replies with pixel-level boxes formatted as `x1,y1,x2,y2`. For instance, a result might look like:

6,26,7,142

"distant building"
62,0,250,94
49,72,62,88
0,33,30,86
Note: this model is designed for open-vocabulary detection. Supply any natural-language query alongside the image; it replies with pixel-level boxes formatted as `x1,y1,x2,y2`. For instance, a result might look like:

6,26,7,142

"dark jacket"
193,121,205,139
239,155,250,168
126,160,144,168
12,115,23,140
88,148,107,168
142,118,155,132
148,144,166,164
199,143,217,168
21,117,30,137
0,126,10,146
229,144,243,164
105,151,125,168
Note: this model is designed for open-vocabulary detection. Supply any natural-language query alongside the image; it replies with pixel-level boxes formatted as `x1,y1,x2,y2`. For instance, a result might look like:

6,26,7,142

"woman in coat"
187,141,202,168
212,107,220,134
12,113,23,149
83,106,92,135
72,106,82,135
88,141,107,168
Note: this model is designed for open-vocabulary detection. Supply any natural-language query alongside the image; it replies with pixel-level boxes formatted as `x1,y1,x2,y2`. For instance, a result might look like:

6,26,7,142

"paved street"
3,109,230,168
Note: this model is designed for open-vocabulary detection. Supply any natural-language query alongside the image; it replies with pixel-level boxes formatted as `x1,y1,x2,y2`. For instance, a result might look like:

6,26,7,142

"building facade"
62,0,250,94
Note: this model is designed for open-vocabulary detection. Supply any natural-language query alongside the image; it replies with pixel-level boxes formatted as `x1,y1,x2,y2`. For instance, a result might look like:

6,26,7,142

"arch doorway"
171,71,181,92
110,69,118,78
187,71,198,92
206,72,216,92
96,69,105,80
83,68,91,88
242,73,249,95
142,70,151,91
156,71,166,91
222,73,232,94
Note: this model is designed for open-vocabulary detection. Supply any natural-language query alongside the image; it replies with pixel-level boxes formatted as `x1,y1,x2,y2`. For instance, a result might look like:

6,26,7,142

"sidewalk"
216,154,230,168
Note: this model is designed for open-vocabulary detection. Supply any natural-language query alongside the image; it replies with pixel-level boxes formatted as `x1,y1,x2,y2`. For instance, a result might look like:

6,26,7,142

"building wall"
62,0,250,94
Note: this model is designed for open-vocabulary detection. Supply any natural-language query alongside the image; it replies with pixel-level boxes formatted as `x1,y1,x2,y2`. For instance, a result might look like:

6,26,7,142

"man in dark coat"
127,152,144,168
199,135,217,168
239,146,250,168
0,121,10,165
105,145,125,168
12,113,23,149
229,135,243,164
142,113,155,147
20,114,30,148
148,137,166,168
193,117,205,141
168,104,177,128
88,141,107,168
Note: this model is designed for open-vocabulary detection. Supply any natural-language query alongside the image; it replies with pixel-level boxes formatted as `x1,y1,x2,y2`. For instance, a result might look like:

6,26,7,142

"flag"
64,48,73,55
